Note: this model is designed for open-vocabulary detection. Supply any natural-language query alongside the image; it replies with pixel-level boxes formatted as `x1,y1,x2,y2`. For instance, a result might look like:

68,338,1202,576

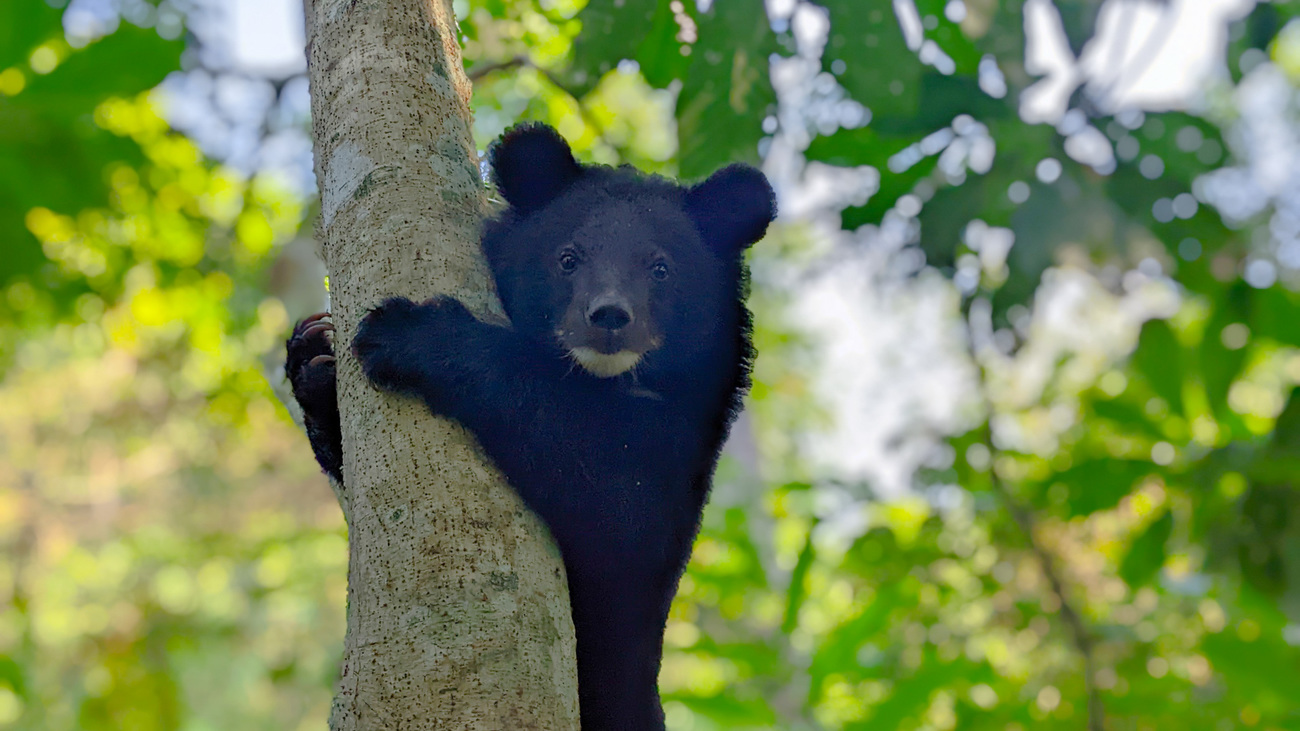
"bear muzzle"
568,347,643,378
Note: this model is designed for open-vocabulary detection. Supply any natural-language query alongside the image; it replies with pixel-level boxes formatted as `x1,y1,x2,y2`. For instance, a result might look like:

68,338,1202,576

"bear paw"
286,312,338,420
352,296,477,391
352,297,420,390
418,295,476,328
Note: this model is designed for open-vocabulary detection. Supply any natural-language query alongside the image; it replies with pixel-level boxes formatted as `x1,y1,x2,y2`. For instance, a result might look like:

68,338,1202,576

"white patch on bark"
425,70,455,101
321,141,375,228
402,605,433,630
428,151,456,179
322,0,354,23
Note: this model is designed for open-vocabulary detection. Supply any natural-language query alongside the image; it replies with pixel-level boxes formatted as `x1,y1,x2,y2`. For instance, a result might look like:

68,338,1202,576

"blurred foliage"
0,1,182,306
3,0,1300,729
1,7,332,725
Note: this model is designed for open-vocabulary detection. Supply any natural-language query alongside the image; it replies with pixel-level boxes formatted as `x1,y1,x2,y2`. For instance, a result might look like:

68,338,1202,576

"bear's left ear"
490,123,584,214
686,164,776,255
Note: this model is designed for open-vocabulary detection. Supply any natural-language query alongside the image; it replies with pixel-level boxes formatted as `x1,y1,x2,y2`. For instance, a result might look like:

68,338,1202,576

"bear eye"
651,259,670,281
558,249,579,274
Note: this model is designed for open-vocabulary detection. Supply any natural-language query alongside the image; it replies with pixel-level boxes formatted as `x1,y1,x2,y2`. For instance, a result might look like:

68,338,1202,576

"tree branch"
467,55,620,155
467,55,528,82
986,452,1105,731
965,305,1105,731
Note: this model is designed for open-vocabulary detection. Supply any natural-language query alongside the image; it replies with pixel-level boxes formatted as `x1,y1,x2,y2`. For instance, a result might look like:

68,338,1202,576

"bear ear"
490,123,584,213
685,164,776,255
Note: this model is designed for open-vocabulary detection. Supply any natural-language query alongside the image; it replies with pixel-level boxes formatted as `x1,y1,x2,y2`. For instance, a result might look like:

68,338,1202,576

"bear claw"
287,312,339,419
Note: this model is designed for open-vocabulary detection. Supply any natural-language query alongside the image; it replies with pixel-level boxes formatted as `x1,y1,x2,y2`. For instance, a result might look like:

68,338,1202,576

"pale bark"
301,1,580,729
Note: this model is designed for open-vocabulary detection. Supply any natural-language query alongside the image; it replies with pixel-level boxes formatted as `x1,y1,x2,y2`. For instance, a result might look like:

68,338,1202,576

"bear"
284,122,775,731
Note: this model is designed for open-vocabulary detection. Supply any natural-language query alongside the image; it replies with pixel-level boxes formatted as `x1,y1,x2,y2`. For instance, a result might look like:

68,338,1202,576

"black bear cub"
286,123,774,730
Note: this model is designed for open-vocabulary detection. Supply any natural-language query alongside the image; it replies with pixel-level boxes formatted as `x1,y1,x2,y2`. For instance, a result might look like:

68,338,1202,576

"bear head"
483,123,776,379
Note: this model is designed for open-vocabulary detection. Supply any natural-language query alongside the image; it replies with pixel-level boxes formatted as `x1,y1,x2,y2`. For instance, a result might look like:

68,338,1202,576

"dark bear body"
285,123,774,730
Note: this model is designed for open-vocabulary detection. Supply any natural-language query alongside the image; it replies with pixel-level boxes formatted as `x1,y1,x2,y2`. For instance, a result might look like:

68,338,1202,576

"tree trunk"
301,1,580,729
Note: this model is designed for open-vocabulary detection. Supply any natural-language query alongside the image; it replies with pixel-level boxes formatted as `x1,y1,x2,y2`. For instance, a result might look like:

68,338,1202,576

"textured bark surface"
301,0,579,728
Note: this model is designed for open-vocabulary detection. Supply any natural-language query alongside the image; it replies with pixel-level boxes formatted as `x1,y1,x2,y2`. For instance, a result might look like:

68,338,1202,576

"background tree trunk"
301,1,579,728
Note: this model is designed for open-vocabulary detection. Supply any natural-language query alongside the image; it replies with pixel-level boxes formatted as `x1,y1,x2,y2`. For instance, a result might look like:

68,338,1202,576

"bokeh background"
3,0,1300,728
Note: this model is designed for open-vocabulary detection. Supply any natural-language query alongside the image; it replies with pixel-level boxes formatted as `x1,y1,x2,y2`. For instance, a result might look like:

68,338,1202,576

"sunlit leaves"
9,93,304,361
0,22,182,295
0,49,315,719
0,334,342,729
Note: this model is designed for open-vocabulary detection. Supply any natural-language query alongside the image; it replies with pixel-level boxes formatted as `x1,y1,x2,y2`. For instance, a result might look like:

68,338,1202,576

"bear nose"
587,303,632,330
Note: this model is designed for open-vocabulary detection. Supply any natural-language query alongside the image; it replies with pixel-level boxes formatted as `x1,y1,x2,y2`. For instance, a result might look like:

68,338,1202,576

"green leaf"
977,4,1027,71
0,1,64,70
808,585,901,702
1272,387,1300,452
871,72,1008,135
1199,283,1252,430
683,636,782,677
999,172,1113,313
1228,2,1295,83
633,1,698,87
844,656,993,731
913,122,1065,312
1104,112,1235,264
675,0,775,177
1119,509,1173,587
0,655,25,698
0,22,183,292
1053,0,1104,57
667,692,777,725
1091,397,1166,441
802,121,908,171
22,24,184,104
915,162,1014,270
818,0,921,117
1045,459,1156,517
1251,286,1300,348
571,0,696,91
914,0,981,74
805,125,938,229
571,0,774,177
781,521,816,634
1132,319,1186,417
1237,484,1295,597
1202,612,1300,705
569,0,658,96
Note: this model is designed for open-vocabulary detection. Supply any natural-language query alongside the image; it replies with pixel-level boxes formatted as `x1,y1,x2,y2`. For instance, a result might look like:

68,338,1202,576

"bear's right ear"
490,123,583,214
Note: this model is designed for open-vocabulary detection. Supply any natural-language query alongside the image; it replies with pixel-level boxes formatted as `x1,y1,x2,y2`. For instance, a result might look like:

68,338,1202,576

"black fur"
286,122,774,731
285,314,343,484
